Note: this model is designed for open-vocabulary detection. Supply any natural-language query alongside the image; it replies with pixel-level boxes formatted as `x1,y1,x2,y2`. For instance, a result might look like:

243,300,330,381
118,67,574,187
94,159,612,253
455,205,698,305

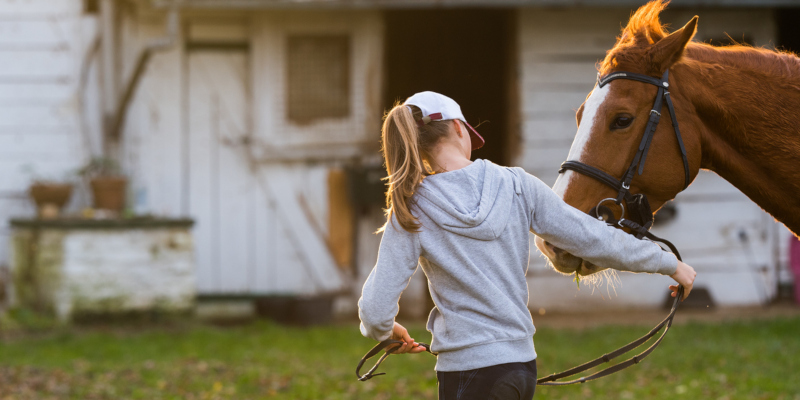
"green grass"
0,316,799,399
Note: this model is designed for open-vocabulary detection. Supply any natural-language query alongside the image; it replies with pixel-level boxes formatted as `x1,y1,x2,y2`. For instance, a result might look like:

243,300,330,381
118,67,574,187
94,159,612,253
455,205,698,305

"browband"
598,71,669,89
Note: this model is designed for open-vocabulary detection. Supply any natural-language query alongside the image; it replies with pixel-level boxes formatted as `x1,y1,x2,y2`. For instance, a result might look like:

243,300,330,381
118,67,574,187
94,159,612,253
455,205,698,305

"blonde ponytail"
379,102,451,233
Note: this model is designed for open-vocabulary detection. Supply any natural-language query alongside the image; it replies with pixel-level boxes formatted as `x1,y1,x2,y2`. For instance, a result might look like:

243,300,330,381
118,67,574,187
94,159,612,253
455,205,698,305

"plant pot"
90,177,127,212
29,183,73,218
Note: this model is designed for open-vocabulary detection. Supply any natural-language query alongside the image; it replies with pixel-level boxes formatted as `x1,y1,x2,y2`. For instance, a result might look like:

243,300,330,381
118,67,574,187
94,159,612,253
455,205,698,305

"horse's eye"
610,116,634,130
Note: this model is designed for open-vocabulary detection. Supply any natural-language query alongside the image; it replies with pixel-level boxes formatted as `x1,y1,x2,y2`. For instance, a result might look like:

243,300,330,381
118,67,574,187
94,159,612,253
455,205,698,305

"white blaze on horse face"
552,83,611,197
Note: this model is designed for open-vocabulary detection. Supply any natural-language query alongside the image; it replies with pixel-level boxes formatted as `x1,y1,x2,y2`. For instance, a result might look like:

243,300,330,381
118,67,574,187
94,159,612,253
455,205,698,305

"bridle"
355,69,689,386
560,69,690,239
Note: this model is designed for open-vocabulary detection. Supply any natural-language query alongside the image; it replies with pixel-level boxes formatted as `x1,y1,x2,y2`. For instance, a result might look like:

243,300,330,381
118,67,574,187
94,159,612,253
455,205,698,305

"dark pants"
437,359,537,400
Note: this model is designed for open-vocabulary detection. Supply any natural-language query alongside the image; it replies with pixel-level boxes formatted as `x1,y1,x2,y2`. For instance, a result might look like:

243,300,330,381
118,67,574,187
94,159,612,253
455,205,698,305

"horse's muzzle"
534,237,604,276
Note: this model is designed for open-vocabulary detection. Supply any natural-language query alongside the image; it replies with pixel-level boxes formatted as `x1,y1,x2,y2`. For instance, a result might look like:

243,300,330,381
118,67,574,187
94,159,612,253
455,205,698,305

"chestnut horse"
536,0,800,277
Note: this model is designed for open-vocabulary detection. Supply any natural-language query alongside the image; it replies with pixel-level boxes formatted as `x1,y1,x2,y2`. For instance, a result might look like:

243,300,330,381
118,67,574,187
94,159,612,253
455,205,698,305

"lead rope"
356,229,684,385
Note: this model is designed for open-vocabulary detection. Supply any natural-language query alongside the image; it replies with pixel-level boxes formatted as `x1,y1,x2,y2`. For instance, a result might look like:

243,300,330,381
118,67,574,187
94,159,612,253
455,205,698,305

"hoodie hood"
414,159,519,241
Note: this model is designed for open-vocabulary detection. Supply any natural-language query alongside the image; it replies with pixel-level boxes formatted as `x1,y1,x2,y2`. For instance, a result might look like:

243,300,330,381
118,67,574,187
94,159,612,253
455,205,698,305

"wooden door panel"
189,51,257,293
189,50,344,295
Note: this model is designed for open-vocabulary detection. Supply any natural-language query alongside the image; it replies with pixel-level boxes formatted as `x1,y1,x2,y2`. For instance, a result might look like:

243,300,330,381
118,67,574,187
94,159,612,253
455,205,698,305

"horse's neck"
680,47,800,235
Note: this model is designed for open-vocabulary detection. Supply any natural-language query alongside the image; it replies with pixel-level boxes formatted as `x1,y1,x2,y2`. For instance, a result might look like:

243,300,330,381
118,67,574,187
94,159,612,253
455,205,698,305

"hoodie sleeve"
516,169,677,275
358,213,422,341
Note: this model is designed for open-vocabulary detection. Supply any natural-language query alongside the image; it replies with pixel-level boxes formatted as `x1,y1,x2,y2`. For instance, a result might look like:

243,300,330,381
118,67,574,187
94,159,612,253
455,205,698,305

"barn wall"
6,1,784,310
0,0,100,275
118,1,186,217
518,6,787,311
122,6,384,296
251,9,384,297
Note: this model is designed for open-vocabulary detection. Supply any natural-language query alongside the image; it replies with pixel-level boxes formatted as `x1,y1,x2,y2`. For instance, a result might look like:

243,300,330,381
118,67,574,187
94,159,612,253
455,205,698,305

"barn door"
188,49,256,294
187,48,344,295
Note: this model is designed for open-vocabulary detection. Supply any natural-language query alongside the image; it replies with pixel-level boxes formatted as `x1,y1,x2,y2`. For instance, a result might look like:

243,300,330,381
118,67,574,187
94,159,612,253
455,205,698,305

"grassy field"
0,314,798,400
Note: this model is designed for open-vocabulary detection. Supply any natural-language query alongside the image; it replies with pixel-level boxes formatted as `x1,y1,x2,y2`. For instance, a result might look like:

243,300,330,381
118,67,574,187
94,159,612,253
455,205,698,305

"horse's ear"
649,16,698,72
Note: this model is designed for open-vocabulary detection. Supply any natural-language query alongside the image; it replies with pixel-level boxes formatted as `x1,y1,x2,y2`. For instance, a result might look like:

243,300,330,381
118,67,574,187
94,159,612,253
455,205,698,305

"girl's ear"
453,120,465,137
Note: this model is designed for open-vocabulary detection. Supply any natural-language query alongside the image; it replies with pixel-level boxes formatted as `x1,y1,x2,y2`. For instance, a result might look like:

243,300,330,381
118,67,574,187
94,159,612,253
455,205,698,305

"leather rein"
356,69,688,385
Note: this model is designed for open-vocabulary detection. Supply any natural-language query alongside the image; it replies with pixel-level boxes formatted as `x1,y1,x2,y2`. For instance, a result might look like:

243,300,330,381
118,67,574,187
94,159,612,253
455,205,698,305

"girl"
358,91,696,400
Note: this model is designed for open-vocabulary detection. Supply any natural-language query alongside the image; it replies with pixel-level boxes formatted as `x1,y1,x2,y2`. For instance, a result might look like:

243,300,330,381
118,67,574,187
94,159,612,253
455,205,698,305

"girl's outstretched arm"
517,170,697,298
516,169,678,275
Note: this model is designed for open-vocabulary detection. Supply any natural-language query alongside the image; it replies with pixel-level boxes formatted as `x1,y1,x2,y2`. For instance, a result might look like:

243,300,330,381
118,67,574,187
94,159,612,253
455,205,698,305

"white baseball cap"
404,91,485,150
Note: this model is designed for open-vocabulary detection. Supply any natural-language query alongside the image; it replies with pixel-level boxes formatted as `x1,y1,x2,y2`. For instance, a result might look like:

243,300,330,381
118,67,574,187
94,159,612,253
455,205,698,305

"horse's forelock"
599,0,671,75
623,0,670,42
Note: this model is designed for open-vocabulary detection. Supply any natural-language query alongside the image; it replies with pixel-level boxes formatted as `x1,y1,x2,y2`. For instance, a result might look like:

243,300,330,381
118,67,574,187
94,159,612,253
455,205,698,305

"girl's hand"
669,261,696,301
389,322,427,354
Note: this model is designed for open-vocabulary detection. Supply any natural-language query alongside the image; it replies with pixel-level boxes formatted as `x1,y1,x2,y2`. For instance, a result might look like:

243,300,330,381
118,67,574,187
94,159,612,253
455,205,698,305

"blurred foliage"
0,307,62,333
76,157,123,179
0,317,798,399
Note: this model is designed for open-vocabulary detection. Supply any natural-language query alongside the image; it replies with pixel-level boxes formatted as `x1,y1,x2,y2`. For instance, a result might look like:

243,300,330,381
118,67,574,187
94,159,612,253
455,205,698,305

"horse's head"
535,0,703,276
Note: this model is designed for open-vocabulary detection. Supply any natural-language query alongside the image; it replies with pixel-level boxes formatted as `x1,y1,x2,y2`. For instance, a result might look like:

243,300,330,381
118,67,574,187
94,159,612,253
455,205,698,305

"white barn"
0,0,796,317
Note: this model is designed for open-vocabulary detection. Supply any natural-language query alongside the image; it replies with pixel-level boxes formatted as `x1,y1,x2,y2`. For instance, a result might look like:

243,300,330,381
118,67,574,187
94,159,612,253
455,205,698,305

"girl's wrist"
670,261,682,278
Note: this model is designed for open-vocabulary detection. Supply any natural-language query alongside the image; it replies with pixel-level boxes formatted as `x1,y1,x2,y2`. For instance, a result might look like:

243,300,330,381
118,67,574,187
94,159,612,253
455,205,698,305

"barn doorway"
383,9,517,166
382,9,517,316
777,8,800,54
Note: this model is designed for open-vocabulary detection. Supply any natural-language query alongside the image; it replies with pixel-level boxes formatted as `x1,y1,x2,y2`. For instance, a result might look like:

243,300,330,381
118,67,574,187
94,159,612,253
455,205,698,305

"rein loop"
356,340,436,381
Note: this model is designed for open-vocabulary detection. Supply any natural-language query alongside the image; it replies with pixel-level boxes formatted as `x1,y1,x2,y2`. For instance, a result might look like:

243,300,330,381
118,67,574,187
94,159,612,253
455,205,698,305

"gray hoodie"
358,159,677,372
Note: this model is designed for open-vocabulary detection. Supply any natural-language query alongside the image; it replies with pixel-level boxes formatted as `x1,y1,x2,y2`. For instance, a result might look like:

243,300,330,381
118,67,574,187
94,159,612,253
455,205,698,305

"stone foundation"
10,218,195,322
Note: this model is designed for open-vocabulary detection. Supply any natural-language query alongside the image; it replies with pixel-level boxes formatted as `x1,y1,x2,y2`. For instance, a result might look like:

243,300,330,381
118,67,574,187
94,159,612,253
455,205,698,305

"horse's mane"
599,0,800,83
684,44,800,84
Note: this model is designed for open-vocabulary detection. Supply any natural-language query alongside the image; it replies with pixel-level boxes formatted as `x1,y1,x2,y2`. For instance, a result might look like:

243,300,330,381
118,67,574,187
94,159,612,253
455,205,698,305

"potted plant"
78,157,127,213
29,181,73,219
20,166,74,219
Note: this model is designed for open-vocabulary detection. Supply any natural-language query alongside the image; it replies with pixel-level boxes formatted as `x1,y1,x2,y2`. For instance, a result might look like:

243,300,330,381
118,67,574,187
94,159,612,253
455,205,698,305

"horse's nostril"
542,241,565,257
544,242,564,256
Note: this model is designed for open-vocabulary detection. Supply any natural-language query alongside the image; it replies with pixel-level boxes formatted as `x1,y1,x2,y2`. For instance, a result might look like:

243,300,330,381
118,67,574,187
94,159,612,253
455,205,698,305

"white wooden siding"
519,7,789,310
120,7,186,217
0,0,98,271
